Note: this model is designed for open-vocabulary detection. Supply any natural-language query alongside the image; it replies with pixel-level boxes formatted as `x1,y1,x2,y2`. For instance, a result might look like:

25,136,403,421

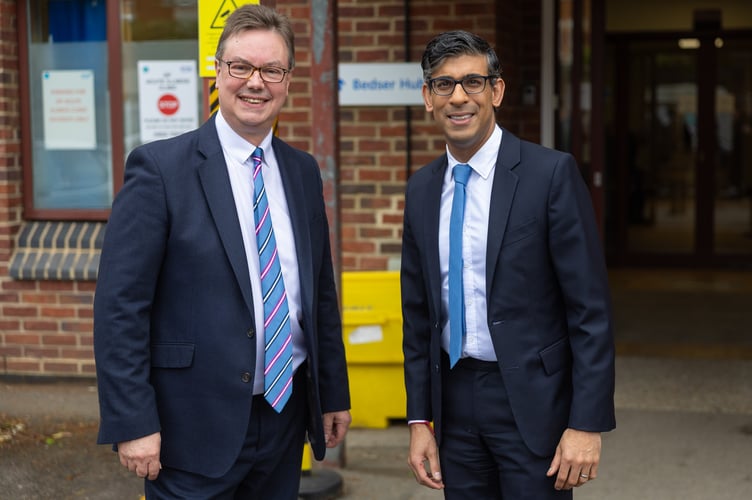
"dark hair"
215,4,296,70
421,30,501,81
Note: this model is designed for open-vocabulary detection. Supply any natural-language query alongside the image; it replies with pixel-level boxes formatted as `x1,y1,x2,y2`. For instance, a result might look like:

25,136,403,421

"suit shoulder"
128,124,204,163
406,155,445,186
518,138,573,163
271,136,317,164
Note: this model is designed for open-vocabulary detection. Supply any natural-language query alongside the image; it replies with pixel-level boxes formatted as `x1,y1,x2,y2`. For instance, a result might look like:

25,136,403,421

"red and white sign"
158,94,180,115
138,60,198,143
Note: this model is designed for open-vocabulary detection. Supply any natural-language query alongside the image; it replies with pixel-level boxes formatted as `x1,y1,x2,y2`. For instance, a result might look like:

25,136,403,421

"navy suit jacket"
94,115,350,477
401,128,615,457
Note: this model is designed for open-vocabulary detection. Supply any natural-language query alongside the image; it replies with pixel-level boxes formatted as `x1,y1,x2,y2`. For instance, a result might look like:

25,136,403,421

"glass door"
713,38,752,255
605,33,752,264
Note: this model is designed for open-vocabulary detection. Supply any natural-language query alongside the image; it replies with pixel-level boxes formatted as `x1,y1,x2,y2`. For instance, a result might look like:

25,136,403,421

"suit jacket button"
247,327,255,339
241,372,252,383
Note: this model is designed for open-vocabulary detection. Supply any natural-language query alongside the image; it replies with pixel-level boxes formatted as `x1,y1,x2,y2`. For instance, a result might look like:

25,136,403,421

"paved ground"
2,356,751,499
2,269,752,499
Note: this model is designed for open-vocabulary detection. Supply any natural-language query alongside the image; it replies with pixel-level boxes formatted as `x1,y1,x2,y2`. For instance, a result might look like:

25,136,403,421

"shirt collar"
446,125,503,180
214,110,274,165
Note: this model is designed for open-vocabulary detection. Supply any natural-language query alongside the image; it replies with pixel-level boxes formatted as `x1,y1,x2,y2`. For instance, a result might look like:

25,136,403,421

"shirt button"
241,372,252,383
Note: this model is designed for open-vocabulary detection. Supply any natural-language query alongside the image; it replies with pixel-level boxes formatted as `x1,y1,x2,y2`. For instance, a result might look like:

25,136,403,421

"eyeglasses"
217,59,290,83
428,75,495,96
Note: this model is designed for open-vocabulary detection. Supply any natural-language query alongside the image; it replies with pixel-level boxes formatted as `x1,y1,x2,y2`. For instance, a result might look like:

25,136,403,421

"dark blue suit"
94,115,349,480
401,129,615,496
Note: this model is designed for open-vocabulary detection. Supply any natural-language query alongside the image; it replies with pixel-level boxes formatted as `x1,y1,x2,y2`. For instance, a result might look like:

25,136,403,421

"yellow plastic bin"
341,271,406,428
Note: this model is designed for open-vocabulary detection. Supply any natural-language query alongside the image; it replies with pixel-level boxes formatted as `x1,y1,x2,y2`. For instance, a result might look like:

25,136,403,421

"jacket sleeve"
93,144,167,444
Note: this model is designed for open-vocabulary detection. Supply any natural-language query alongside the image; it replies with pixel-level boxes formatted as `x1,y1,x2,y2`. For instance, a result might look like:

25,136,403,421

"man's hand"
323,410,351,448
117,432,162,480
407,423,444,490
546,428,602,490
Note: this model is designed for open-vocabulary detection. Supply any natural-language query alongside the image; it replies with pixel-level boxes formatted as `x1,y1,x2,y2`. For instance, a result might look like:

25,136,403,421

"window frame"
17,0,124,221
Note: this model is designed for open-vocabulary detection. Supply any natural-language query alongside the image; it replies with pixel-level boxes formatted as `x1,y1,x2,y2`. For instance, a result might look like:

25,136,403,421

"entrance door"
605,33,752,265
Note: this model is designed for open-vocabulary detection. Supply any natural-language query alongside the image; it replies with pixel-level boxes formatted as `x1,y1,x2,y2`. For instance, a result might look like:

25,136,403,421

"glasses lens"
260,67,286,83
432,78,456,95
462,77,487,93
228,62,252,78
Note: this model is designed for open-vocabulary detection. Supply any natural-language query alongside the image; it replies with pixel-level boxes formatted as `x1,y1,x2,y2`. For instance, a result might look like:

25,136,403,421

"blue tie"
449,163,471,368
251,147,293,412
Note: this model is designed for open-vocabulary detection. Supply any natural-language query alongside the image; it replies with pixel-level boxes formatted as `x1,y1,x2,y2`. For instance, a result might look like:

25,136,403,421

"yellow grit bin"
341,271,406,428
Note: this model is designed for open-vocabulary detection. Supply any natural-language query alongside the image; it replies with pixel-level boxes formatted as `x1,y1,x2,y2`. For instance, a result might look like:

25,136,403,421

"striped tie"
251,147,293,412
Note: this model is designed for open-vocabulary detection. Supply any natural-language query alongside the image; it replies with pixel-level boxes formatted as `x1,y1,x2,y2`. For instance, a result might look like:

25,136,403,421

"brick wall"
0,1,98,377
0,0,542,378
336,0,541,270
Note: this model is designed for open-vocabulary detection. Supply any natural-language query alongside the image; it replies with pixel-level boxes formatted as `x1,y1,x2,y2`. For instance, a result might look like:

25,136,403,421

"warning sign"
138,60,198,143
198,0,260,78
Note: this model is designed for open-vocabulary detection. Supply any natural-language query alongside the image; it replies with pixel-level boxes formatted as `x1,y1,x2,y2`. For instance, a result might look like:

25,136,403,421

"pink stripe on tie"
264,290,287,329
270,376,294,408
260,247,278,281
255,206,270,235
263,334,292,375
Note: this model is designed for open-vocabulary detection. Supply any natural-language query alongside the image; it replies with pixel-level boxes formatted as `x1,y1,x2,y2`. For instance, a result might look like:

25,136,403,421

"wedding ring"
580,474,589,479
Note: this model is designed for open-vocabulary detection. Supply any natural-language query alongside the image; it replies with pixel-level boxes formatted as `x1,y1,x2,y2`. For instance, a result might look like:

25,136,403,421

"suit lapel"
424,157,448,317
486,129,520,297
273,137,313,316
196,118,255,315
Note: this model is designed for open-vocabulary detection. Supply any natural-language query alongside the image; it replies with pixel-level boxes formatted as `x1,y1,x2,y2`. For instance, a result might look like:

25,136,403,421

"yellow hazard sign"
198,0,259,78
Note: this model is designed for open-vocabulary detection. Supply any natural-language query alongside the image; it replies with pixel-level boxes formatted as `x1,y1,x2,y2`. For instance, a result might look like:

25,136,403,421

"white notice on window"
42,70,96,150
138,60,198,143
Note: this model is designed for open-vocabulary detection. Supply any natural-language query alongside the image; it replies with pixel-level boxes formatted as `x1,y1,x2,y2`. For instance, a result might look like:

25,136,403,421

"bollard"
298,442,343,499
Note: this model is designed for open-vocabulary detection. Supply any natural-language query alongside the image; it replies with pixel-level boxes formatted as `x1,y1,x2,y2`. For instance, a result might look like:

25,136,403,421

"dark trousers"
145,366,308,500
440,354,571,500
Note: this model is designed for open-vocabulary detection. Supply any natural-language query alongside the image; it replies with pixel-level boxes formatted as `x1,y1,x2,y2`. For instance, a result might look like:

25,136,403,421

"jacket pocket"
151,343,195,368
501,218,537,247
538,336,570,376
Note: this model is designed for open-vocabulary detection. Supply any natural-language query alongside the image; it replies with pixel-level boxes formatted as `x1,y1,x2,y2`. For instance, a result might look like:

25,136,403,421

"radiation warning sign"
198,0,260,77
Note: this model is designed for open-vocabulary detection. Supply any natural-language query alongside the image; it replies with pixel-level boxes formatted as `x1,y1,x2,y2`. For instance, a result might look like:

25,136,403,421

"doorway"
604,32,752,266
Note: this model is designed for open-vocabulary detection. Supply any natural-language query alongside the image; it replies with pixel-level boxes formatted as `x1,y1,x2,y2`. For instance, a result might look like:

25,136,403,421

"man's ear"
422,83,434,112
492,78,505,108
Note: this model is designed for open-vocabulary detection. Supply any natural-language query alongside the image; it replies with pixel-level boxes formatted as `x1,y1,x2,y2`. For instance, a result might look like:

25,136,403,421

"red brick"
25,347,60,358
42,334,78,346
3,306,38,317
43,362,79,373
61,348,94,359
6,360,42,372
23,321,59,331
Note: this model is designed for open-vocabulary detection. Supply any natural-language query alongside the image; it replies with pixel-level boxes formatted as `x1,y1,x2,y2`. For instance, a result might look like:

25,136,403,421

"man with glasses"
93,4,351,498
401,30,615,499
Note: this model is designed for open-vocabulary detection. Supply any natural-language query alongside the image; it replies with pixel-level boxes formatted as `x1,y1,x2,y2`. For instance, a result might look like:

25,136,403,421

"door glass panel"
626,41,696,253
714,39,752,254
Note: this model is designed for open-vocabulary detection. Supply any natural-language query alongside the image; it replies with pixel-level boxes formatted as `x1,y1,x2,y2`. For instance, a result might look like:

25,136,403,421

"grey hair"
215,4,296,70
421,30,501,81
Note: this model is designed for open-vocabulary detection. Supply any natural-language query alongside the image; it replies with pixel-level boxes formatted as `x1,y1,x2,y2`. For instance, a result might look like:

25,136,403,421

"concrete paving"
2,269,751,498
2,355,751,499
332,356,752,500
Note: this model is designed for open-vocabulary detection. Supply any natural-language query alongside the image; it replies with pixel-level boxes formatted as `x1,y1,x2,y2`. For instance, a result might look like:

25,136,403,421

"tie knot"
251,147,264,165
453,163,471,186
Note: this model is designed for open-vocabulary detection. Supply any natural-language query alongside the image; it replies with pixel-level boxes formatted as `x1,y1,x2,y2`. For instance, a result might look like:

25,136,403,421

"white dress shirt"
439,125,503,362
215,110,306,395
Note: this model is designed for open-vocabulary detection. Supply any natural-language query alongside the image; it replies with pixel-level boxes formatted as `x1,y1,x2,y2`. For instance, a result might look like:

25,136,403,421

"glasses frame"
427,75,496,96
217,59,290,83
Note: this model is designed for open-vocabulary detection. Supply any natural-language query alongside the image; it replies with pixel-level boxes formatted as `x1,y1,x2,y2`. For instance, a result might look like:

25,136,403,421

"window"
24,0,112,215
20,0,200,219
